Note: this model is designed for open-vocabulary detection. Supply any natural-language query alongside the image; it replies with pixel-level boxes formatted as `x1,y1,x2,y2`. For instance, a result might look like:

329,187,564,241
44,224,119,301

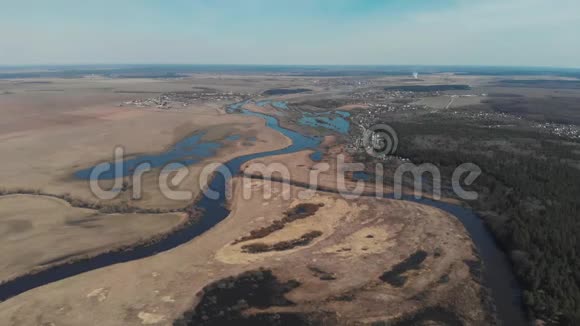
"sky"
1,0,579,67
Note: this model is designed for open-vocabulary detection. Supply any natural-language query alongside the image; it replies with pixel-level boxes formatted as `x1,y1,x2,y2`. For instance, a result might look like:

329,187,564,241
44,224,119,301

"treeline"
378,120,580,324
0,187,187,215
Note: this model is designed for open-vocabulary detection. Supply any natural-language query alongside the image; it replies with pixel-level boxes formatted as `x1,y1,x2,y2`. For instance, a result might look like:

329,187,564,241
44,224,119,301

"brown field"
0,194,184,283
413,95,485,109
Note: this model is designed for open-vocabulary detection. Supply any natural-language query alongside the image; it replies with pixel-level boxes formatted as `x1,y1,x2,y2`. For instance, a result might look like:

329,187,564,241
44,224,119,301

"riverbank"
0,192,200,285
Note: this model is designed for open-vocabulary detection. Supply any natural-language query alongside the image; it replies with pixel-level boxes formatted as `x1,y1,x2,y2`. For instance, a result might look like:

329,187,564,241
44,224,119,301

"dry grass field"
0,194,184,283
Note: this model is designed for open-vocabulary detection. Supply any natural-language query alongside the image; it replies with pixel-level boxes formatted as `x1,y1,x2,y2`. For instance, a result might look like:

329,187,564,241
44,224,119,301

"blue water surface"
298,110,350,134
75,133,222,180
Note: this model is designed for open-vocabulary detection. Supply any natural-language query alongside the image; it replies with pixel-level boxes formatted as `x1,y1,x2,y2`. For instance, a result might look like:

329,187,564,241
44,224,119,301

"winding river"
0,101,527,325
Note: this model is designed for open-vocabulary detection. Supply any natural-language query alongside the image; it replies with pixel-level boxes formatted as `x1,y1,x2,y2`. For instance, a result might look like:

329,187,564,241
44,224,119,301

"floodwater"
255,100,289,110
297,110,350,134
74,132,222,180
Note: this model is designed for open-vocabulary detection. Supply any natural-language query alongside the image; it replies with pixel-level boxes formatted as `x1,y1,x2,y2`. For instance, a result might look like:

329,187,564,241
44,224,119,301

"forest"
360,114,580,324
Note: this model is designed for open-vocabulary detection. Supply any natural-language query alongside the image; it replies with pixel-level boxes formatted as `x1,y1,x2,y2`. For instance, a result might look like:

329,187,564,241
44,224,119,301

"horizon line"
1,63,580,70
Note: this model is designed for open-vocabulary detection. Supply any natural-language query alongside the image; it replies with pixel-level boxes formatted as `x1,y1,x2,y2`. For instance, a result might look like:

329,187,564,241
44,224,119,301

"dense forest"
360,117,580,324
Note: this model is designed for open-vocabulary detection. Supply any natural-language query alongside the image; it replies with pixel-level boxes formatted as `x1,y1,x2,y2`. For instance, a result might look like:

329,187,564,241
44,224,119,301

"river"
0,101,527,325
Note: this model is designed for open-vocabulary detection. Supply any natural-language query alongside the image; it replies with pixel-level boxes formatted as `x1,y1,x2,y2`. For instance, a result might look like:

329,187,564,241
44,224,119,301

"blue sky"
1,0,579,67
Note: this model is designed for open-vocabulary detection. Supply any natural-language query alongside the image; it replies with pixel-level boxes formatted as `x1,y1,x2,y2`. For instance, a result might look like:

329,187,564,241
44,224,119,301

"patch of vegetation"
379,250,428,287
497,79,580,89
464,260,483,280
262,88,312,96
295,98,352,109
372,307,463,326
333,294,355,302
384,85,471,92
174,269,330,326
486,92,525,98
308,266,337,281
433,247,443,258
481,97,580,124
241,231,323,253
438,275,450,284
232,203,324,245
391,98,415,104
0,187,188,215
